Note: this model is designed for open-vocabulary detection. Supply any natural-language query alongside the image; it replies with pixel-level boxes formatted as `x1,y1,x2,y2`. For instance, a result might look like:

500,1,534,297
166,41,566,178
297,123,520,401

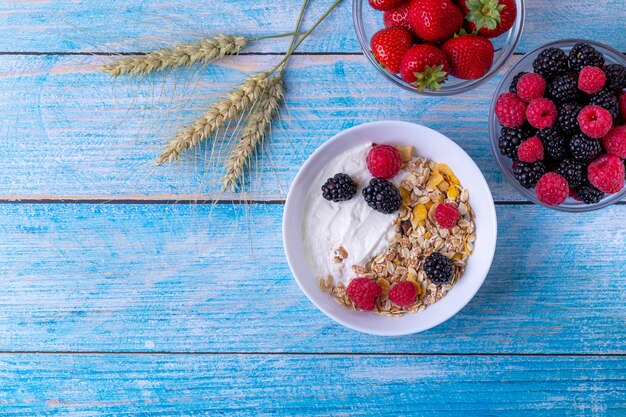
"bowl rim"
352,0,526,96
282,120,498,335
488,38,626,212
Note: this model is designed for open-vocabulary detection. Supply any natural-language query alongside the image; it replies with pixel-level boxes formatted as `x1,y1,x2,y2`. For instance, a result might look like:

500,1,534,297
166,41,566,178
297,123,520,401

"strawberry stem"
412,65,448,93
465,0,505,31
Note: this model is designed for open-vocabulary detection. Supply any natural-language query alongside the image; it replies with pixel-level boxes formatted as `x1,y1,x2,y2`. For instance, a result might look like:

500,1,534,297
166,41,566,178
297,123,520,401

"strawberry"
369,0,406,11
384,2,412,30
408,0,464,42
400,44,450,92
441,34,494,79
370,27,414,74
457,0,517,38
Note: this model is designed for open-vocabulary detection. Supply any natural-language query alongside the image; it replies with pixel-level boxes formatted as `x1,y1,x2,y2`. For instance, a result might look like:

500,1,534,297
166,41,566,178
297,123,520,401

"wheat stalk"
221,75,285,191
100,35,248,77
156,72,270,165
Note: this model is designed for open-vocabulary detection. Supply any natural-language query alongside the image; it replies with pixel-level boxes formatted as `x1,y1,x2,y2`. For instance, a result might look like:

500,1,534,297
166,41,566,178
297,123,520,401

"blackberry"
424,252,453,285
569,132,602,162
498,125,534,159
514,161,546,188
556,102,582,135
533,47,569,80
604,64,626,91
548,73,579,103
362,178,402,214
556,159,585,188
322,173,357,202
537,127,568,161
568,42,605,72
509,71,528,94
576,183,604,204
589,88,619,120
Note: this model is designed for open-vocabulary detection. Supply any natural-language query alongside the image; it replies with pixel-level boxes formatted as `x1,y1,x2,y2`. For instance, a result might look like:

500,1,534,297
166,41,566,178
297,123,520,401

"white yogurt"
302,143,401,285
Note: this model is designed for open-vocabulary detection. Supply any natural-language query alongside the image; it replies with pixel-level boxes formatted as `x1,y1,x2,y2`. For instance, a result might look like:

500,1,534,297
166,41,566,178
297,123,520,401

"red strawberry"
399,44,450,92
370,27,414,74
384,2,412,29
408,0,464,42
441,34,494,79
369,0,406,11
457,0,517,38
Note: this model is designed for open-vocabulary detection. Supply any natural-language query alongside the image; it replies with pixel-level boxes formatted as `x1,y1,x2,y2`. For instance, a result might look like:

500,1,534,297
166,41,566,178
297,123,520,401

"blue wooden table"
0,1,625,415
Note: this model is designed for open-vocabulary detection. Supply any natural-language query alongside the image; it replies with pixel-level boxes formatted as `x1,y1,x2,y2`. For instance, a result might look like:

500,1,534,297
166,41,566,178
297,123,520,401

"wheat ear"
100,35,248,77
221,75,284,191
156,72,270,165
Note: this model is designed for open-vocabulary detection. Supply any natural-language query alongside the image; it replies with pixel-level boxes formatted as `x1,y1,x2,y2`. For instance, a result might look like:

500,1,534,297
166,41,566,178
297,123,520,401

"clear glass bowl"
353,0,525,95
489,39,626,212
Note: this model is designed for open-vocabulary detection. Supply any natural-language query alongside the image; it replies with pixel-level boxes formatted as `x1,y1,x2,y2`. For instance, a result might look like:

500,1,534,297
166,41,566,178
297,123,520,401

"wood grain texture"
0,354,624,416
0,0,624,53
1,203,625,354
0,54,573,201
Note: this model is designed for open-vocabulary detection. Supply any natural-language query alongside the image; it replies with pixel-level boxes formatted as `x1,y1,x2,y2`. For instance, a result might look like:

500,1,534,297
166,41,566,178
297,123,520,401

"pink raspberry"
495,92,527,127
535,172,569,206
346,278,382,311
383,2,411,29
602,126,626,159
434,202,460,229
389,281,417,307
578,105,613,138
588,154,625,194
578,66,606,94
526,98,558,129
516,73,546,102
517,136,544,162
366,144,403,179
619,91,626,124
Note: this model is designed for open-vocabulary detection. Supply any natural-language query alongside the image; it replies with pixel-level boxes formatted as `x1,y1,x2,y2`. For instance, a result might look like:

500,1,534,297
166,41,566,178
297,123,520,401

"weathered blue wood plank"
0,203,624,354
0,54,567,201
0,0,624,53
0,354,624,416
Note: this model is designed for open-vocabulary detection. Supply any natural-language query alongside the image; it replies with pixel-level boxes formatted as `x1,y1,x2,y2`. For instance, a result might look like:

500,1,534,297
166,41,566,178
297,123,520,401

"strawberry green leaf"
465,0,505,31
411,65,448,93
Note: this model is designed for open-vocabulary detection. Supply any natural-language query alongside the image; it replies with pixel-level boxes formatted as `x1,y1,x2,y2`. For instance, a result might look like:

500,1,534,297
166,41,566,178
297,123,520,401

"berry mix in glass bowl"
353,0,524,95
489,39,626,211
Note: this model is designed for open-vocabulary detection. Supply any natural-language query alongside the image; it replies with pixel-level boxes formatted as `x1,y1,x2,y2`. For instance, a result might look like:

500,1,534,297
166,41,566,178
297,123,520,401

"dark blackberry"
604,64,626,91
556,102,582,135
322,173,357,202
568,43,605,72
533,47,569,80
513,161,546,188
498,125,534,159
556,159,585,188
548,73,579,103
569,132,602,162
424,252,453,285
537,127,568,161
362,178,402,214
589,88,619,120
576,183,604,204
509,71,528,94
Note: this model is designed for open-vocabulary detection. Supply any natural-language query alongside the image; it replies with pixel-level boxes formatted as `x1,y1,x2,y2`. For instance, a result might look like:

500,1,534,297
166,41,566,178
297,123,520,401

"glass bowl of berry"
490,39,626,212
353,0,525,95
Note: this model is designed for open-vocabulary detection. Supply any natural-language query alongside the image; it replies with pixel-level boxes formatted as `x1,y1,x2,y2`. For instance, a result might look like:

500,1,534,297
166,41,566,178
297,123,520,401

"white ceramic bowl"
283,121,497,335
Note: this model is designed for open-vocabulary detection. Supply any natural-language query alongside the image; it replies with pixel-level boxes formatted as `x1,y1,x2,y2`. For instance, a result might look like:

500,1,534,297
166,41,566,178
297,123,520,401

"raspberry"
587,154,625,194
366,144,403,179
535,172,569,206
578,105,613,138
434,202,460,229
495,92,527,127
509,71,529,94
388,281,416,307
619,91,626,123
526,98,558,129
602,126,626,159
321,173,357,202
578,66,606,95
346,278,382,311
424,252,453,284
517,136,544,162
516,73,546,102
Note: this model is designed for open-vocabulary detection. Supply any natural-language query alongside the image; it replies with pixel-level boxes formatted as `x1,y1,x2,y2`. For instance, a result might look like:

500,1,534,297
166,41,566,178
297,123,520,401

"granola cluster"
319,154,476,316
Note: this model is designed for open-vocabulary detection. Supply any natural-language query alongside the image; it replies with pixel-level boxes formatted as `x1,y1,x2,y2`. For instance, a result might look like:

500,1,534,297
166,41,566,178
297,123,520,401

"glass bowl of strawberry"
354,0,525,95
489,39,626,212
